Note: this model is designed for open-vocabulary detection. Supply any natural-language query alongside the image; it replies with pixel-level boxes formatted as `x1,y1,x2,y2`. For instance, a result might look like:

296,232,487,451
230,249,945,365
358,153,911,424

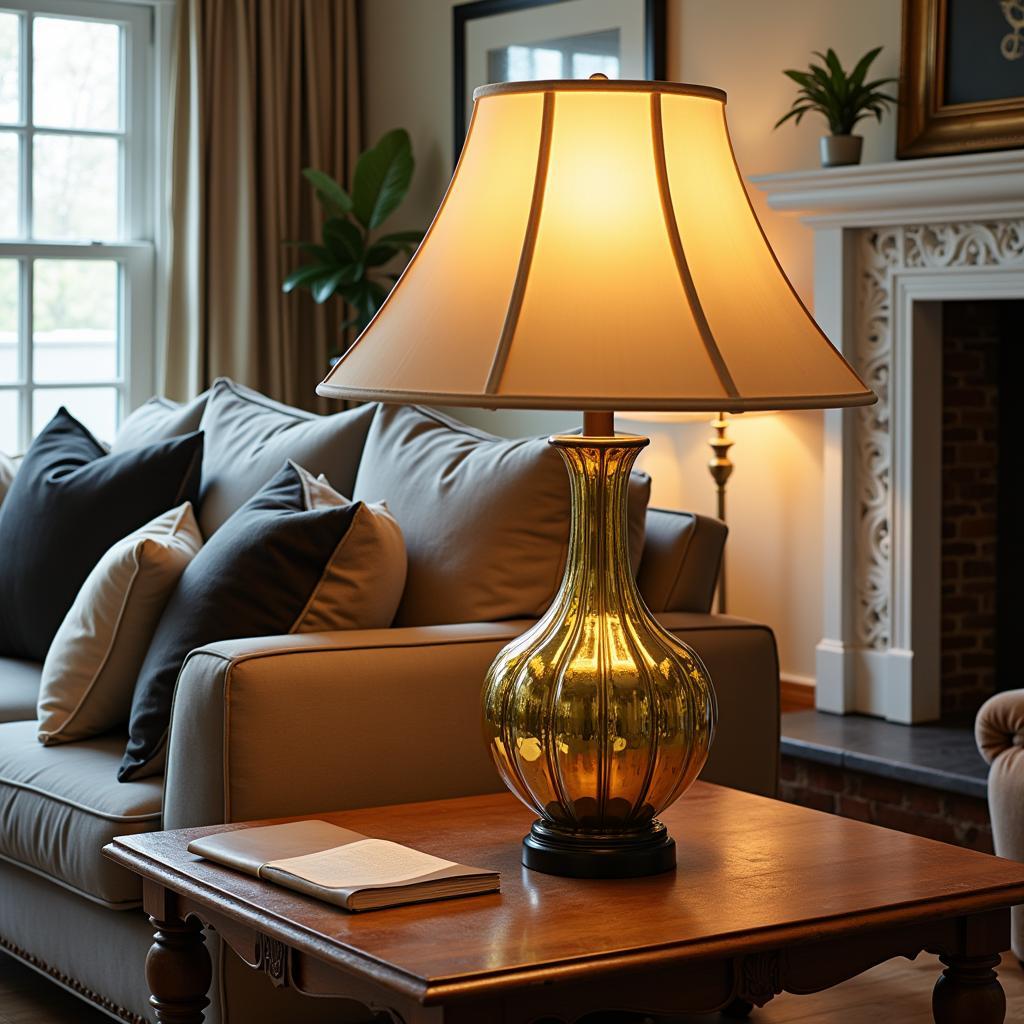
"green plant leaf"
352,129,415,230
374,229,424,247
849,46,882,88
282,263,333,294
365,241,403,267
303,168,353,217
323,217,364,263
312,268,348,303
773,105,814,129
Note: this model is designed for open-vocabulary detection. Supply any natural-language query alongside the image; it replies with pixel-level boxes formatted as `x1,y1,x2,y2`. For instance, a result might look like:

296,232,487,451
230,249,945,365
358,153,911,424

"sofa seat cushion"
0,658,42,722
0,720,161,906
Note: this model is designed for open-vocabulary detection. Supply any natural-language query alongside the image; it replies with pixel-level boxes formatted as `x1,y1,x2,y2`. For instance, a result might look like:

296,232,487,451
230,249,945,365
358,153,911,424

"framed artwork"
898,0,1024,158
453,0,666,164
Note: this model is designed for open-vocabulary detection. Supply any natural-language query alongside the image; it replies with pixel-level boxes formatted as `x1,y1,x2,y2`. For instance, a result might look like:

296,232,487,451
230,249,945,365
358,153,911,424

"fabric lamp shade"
318,78,875,414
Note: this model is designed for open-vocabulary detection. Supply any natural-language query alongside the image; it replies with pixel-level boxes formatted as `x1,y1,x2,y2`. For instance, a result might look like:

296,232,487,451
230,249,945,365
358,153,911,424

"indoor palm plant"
283,129,424,356
775,47,897,167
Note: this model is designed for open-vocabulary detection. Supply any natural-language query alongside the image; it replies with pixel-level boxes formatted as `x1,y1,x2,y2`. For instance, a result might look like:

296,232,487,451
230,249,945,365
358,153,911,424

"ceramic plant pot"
820,134,863,167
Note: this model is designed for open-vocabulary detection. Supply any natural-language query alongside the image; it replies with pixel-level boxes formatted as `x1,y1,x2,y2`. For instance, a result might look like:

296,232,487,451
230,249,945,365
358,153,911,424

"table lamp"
318,76,875,878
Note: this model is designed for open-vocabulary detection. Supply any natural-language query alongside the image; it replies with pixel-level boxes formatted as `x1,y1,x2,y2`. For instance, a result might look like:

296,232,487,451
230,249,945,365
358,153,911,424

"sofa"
977,690,1024,963
0,382,781,1024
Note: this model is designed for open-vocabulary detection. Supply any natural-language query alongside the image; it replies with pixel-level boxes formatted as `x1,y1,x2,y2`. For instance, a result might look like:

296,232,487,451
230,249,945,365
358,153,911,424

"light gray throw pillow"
111,392,209,454
352,405,650,627
195,378,376,537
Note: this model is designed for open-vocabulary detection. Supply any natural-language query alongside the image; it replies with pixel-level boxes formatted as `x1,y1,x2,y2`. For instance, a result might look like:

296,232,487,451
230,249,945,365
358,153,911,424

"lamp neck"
583,410,615,436
549,434,649,600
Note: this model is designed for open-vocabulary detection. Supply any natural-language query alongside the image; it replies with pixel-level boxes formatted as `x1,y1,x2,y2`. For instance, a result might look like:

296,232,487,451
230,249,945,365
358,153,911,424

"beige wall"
362,0,901,683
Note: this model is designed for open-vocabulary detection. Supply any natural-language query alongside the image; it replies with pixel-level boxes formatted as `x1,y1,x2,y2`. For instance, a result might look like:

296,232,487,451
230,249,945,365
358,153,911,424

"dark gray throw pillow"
118,461,361,782
0,408,204,662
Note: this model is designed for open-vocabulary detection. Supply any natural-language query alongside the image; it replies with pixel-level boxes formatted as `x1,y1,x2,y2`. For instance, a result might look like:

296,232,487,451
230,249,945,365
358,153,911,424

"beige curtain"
164,0,360,409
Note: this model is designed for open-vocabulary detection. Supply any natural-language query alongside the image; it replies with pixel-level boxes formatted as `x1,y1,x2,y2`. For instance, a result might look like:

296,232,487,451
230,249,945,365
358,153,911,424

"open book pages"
187,820,500,912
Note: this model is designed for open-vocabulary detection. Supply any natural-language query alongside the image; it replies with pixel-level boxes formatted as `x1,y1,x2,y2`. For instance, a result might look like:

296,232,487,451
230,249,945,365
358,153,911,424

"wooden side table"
105,784,1024,1023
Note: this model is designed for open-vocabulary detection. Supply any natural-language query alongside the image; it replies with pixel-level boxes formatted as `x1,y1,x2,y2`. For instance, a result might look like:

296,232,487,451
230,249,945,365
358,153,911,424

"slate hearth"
780,710,992,852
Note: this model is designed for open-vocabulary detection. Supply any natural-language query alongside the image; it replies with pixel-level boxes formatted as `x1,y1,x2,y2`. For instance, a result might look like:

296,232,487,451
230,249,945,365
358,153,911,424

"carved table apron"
104,784,1024,1024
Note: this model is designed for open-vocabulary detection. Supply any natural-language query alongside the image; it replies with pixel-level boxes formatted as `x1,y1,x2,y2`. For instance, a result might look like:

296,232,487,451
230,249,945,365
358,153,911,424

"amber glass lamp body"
482,434,717,876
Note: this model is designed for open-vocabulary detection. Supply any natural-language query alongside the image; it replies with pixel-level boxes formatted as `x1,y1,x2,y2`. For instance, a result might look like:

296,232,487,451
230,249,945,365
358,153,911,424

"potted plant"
775,47,897,168
283,128,424,359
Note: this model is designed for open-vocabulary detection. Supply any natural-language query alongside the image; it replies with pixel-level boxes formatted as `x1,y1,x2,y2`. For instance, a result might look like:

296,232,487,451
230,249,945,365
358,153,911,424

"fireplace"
941,300,1022,719
754,151,1024,723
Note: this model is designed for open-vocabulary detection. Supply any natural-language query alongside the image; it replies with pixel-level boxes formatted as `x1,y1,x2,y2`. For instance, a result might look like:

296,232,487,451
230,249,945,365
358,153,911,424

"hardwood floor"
2,947,1023,1022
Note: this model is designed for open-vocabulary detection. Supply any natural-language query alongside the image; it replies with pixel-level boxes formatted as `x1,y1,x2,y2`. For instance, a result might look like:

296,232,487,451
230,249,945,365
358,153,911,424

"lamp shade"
317,79,875,413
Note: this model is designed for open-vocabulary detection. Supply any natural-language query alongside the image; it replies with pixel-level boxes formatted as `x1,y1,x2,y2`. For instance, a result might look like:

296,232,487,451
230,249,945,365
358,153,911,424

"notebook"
187,820,499,912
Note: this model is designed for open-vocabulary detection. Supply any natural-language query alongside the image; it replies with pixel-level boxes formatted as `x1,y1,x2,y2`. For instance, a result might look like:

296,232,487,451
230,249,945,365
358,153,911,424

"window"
0,0,154,451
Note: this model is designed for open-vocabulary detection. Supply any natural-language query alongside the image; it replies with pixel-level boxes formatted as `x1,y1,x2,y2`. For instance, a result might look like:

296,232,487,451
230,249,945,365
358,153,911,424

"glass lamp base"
521,819,677,878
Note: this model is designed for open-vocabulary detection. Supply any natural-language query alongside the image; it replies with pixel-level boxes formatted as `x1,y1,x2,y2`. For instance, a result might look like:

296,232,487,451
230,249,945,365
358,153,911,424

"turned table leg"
933,953,1005,1024
146,913,212,1024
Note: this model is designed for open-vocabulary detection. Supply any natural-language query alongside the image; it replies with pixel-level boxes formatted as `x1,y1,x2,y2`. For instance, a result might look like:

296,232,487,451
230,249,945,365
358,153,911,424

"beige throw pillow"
291,463,407,632
37,503,203,746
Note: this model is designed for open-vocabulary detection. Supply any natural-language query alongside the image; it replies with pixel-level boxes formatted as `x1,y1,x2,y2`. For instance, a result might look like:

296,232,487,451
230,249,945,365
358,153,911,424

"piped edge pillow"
118,461,406,781
37,502,204,746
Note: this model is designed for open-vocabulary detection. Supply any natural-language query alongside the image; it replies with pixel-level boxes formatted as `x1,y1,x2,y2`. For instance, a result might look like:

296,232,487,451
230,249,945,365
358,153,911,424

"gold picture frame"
898,0,1024,158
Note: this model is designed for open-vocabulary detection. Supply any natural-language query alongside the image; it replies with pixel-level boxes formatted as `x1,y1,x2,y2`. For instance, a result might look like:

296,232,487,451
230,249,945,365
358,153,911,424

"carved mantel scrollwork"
852,220,1024,651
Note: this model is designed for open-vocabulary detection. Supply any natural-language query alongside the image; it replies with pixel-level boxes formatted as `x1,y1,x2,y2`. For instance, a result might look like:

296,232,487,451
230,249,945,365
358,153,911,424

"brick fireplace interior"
942,299,1024,720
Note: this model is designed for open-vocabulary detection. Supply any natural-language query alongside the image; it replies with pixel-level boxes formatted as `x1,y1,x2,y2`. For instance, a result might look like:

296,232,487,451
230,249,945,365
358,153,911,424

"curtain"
164,0,360,409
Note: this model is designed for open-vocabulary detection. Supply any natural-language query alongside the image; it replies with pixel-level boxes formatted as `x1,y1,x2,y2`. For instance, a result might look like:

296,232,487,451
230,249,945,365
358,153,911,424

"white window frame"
0,0,157,450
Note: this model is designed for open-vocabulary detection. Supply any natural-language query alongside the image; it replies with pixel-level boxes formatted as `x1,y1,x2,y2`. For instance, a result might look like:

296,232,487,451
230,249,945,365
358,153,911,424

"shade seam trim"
485,90,556,395
650,92,739,400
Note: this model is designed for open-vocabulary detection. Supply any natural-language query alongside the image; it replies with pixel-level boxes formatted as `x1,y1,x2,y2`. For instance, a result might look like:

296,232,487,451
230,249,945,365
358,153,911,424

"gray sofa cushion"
110,392,210,454
196,378,376,536
353,404,650,627
0,721,162,906
0,658,42,723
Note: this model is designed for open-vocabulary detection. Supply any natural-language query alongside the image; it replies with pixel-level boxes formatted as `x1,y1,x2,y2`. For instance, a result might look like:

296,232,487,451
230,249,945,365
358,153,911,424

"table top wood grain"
105,782,1024,1005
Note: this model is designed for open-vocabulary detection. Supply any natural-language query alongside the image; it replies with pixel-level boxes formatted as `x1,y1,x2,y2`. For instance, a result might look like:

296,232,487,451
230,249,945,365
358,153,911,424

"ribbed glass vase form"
482,434,717,876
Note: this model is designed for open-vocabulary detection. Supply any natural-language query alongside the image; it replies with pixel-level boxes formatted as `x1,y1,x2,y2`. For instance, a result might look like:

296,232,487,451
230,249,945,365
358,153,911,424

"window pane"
33,17,120,131
33,387,117,444
0,13,19,124
0,390,17,453
33,134,119,240
0,260,17,383
0,131,17,237
34,260,118,383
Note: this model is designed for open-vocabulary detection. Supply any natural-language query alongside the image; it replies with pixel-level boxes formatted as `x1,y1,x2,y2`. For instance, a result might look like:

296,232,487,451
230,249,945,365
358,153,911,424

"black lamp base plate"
521,819,676,878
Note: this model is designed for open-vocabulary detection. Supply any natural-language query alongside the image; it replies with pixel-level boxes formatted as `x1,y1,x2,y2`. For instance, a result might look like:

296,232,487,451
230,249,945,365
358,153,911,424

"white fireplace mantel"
752,150,1024,723
750,149,1024,227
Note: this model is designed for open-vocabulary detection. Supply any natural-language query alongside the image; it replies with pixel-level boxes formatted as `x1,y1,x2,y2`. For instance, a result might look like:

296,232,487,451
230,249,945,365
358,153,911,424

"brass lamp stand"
483,410,717,877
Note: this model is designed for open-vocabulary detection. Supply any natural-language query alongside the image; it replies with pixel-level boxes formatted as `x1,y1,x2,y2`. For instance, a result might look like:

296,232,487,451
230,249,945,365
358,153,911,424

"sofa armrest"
976,690,1024,960
162,614,779,830
638,508,727,614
